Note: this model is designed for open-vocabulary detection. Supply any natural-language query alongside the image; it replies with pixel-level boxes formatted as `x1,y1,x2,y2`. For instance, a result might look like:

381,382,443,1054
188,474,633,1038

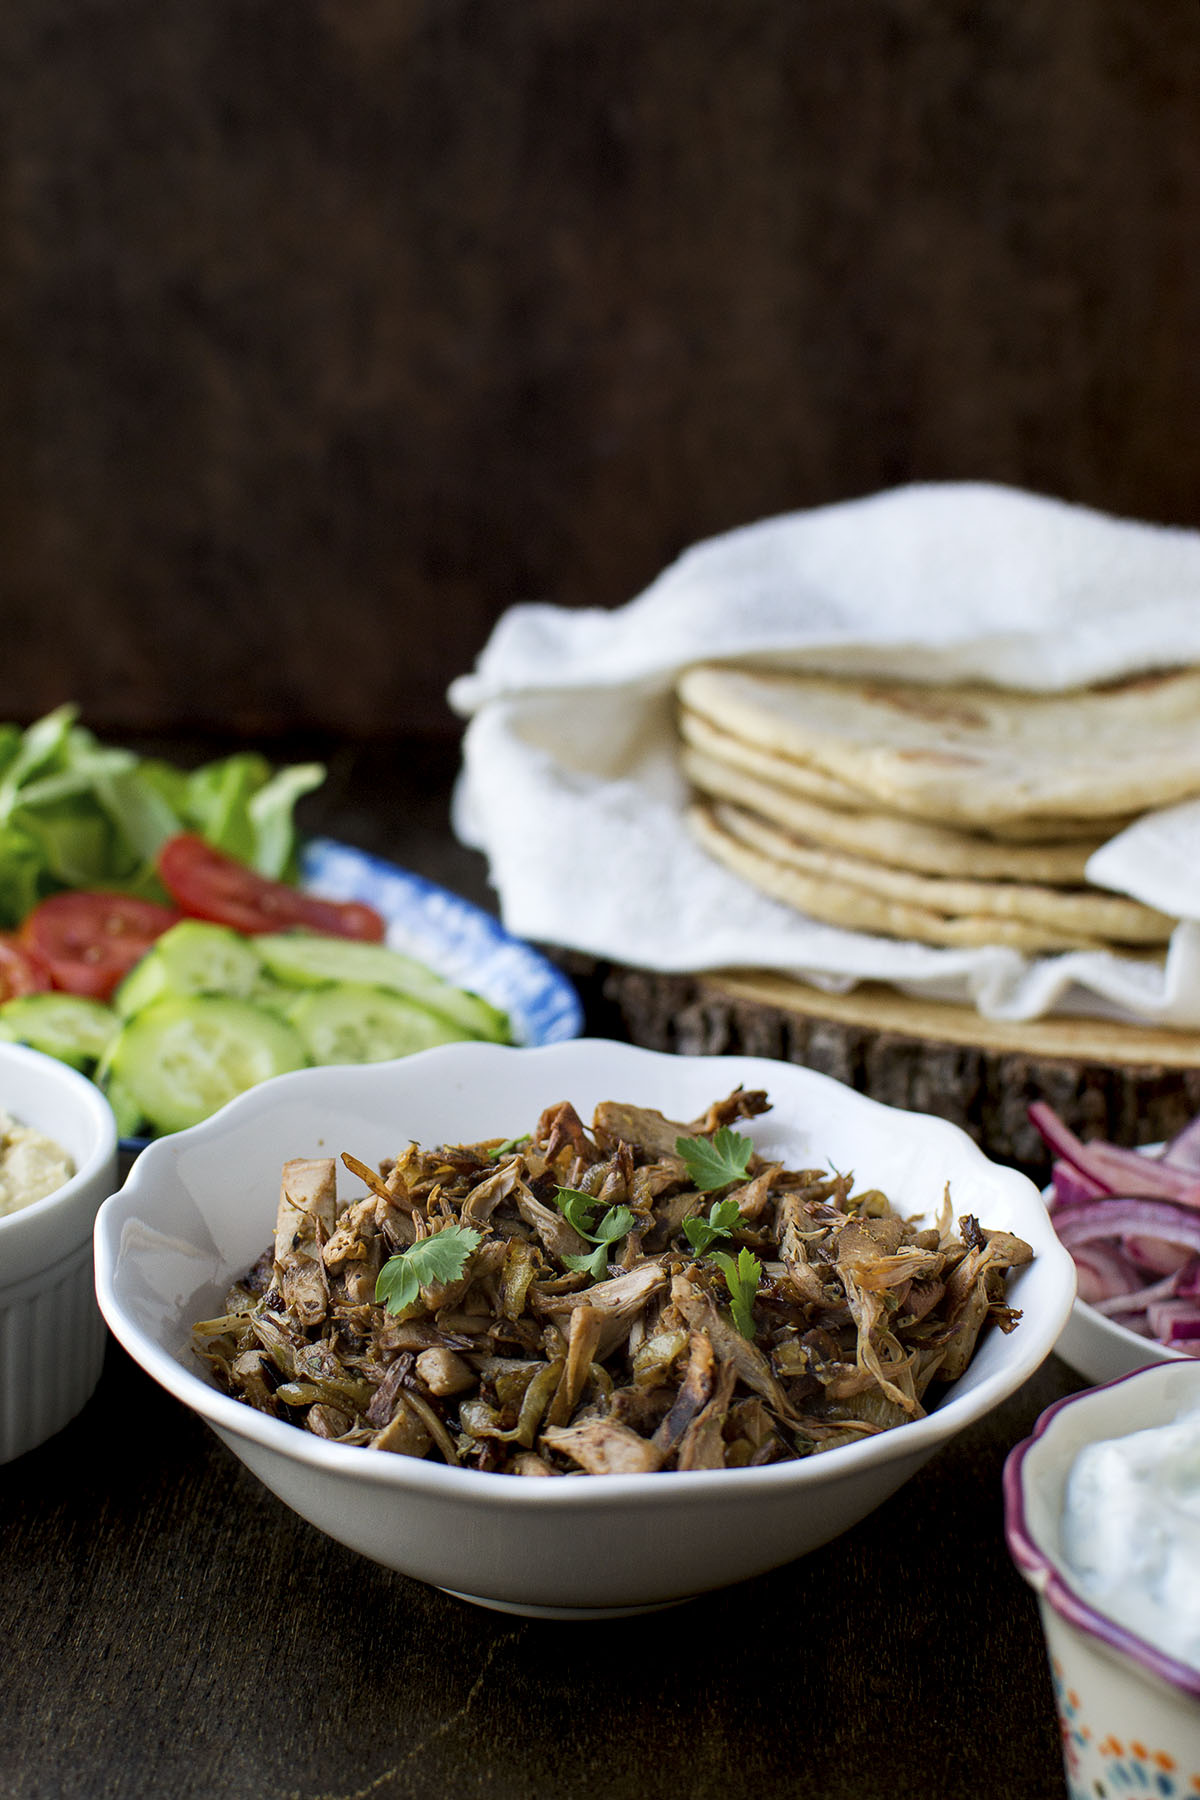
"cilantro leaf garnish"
675,1126,754,1193
593,1204,635,1245
375,1224,482,1315
682,1198,742,1256
554,1185,601,1239
710,1247,762,1340
563,1243,612,1281
557,1192,636,1282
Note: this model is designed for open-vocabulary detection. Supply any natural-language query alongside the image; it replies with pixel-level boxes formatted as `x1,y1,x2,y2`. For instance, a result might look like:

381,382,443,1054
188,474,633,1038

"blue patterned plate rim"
118,836,583,1154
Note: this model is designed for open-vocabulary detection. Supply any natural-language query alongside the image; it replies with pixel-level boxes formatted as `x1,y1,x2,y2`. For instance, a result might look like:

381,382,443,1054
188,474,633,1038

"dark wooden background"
2,0,1199,738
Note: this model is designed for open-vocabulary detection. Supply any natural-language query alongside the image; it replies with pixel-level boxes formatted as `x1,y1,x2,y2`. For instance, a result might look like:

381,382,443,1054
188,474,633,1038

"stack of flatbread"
677,664,1200,956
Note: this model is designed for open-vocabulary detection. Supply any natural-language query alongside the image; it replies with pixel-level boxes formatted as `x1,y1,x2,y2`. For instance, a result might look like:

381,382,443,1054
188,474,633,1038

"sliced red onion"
1070,1241,1146,1306
1177,1262,1200,1300
1049,1158,1108,1208
1160,1114,1200,1174
1124,1235,1196,1275
1029,1102,1113,1188
1035,1101,1200,1354
1148,1299,1200,1343
1050,1197,1200,1254
1029,1102,1200,1207
1091,1263,1192,1316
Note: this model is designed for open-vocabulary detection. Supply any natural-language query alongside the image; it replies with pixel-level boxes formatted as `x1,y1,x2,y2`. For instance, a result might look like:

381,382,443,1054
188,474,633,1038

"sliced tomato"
21,892,181,1000
156,834,386,941
0,933,53,1002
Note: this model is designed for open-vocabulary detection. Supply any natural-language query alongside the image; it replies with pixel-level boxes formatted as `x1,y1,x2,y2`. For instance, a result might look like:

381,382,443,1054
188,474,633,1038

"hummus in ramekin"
0,1109,74,1218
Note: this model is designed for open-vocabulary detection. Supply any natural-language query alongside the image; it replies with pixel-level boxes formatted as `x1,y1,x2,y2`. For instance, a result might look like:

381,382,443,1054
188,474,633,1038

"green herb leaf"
594,1205,635,1245
675,1126,755,1193
375,1223,482,1316
556,1197,635,1282
710,1247,762,1340
563,1243,611,1281
491,1134,531,1161
681,1197,742,1255
375,1259,419,1316
554,1185,600,1239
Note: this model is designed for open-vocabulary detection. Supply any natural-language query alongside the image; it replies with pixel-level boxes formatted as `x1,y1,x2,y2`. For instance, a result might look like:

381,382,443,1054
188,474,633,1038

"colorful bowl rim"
1002,1365,1200,1700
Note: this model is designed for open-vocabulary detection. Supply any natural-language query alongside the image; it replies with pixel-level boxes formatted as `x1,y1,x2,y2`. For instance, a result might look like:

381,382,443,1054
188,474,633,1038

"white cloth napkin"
449,482,1200,1027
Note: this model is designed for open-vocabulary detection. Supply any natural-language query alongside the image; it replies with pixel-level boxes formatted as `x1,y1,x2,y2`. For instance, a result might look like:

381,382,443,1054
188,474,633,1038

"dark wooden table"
0,737,1082,1800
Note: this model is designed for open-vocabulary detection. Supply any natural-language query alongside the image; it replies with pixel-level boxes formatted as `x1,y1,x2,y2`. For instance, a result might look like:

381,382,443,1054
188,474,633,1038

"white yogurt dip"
0,1109,74,1219
1061,1403,1200,1673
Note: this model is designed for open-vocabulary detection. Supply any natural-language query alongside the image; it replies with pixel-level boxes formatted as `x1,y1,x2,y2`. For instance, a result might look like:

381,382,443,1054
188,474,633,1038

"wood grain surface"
0,1337,1080,1800
583,963,1200,1173
2,1,1199,735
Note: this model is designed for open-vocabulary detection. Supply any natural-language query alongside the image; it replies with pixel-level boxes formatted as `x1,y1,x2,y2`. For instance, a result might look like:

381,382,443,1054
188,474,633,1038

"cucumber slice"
0,993,120,1071
254,934,511,1043
246,976,305,1020
107,996,307,1133
114,919,264,1017
287,982,471,1066
103,1074,147,1140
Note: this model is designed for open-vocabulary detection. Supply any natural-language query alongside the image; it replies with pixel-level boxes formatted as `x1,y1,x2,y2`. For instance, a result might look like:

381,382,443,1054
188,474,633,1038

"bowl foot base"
439,1587,691,1620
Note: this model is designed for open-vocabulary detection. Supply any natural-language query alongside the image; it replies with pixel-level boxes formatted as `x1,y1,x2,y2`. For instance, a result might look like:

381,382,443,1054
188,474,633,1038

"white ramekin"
0,1041,118,1462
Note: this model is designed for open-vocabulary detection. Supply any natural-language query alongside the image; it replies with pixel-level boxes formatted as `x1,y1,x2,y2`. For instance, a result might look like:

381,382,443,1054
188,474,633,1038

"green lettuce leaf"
247,762,325,879
0,825,45,926
0,707,326,924
13,804,116,888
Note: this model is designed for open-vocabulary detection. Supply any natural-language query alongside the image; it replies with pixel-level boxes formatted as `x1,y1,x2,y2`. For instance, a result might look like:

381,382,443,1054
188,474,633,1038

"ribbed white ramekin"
0,1042,117,1463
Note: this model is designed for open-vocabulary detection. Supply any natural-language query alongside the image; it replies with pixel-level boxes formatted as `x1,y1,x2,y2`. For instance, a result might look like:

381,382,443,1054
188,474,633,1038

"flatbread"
678,703,1132,844
677,663,1200,829
679,705,873,812
680,742,1101,884
706,972,1199,1067
708,800,1174,940
686,800,1173,953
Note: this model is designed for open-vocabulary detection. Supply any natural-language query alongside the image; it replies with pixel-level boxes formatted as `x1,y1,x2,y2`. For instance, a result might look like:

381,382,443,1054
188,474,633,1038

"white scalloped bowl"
94,1039,1075,1617
1056,1294,1193,1387
0,1040,119,1462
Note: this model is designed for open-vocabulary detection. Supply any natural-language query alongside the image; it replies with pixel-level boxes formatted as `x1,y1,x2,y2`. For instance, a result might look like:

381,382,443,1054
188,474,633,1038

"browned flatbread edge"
702,970,1199,1066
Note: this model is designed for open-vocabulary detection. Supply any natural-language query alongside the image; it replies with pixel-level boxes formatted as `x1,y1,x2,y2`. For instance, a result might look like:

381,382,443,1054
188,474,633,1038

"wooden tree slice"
572,959,1200,1176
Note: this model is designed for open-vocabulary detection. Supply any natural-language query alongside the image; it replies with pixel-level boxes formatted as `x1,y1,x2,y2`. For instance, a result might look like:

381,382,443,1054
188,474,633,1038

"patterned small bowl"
1004,1364,1200,1800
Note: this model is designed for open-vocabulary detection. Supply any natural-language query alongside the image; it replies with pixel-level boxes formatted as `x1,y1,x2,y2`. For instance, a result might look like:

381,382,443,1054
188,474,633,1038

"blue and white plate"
298,837,583,1048
118,839,582,1154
